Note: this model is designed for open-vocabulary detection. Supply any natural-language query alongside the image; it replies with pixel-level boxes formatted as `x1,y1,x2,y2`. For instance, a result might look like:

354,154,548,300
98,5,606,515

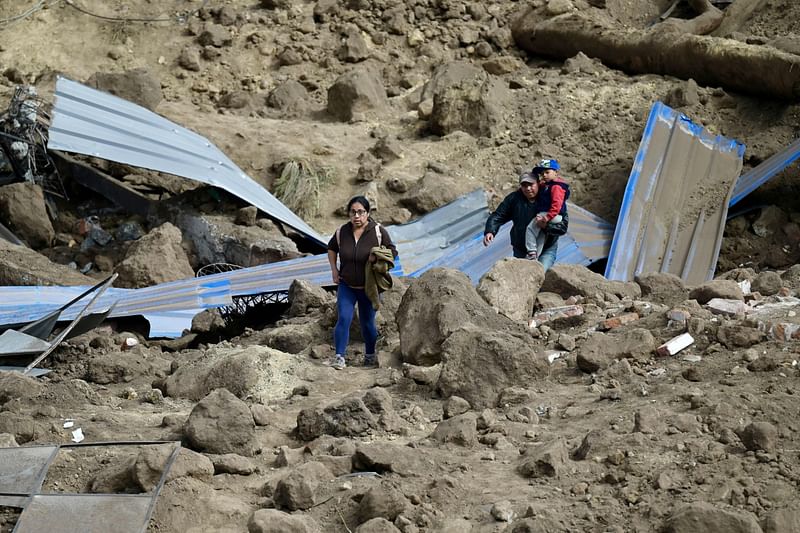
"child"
525,158,570,260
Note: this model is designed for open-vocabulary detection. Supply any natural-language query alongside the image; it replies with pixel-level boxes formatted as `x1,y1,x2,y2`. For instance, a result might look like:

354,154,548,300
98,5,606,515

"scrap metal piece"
3,441,180,533
729,137,800,207
23,274,118,375
47,77,325,246
0,220,22,245
0,330,51,357
605,101,745,285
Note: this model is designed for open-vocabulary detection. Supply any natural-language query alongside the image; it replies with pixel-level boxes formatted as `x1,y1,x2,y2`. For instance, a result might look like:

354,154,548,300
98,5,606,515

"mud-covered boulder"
267,80,309,117
352,443,426,477
575,328,657,373
437,326,548,408
179,214,301,267
0,240,94,286
273,461,334,511
689,279,744,304
396,268,529,366
327,65,388,121
635,272,688,306
134,445,214,491
751,271,783,296
296,396,378,441
116,222,194,288
430,412,478,447
517,438,569,478
541,264,641,300
264,322,326,354
248,509,320,533
184,388,257,456
662,502,761,533
423,61,509,137
288,279,333,316
356,485,408,525
0,372,43,403
86,68,162,110
398,168,476,214
0,182,54,248
152,477,251,532
478,257,545,322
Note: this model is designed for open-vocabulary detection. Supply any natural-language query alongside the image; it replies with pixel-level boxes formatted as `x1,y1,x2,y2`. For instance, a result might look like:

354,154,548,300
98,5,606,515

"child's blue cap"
533,158,560,171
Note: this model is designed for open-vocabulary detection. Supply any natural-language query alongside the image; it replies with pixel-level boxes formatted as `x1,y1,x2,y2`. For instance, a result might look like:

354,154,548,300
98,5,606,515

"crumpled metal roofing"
605,101,745,285
47,77,326,246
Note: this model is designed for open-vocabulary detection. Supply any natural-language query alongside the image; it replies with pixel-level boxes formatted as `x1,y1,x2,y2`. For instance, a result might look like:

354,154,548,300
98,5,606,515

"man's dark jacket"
484,189,562,258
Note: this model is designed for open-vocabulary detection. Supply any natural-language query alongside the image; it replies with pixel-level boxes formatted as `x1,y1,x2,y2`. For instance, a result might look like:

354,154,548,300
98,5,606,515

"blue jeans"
334,282,377,356
513,238,558,271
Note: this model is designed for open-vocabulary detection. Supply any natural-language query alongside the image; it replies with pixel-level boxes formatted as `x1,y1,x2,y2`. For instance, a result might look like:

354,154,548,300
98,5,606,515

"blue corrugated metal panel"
604,101,745,285
729,137,800,206
47,77,326,246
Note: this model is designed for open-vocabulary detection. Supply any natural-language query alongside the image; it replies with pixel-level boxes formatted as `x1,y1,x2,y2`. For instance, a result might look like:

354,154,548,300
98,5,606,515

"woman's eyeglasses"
349,209,367,217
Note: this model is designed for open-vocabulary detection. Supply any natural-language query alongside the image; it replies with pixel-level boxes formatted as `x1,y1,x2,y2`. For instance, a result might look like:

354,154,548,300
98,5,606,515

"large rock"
179,214,301,267
762,509,800,533
352,443,426,477
116,222,194,288
423,61,509,137
288,279,333,316
248,509,320,533
184,388,258,456
689,279,744,304
152,477,251,532
517,438,569,478
0,372,43,403
263,323,326,354
327,66,388,121
662,502,762,533
437,326,549,408
541,264,641,300
164,345,301,402
575,328,657,373
398,168,476,214
134,445,214,491
273,461,334,511
0,240,94,286
86,68,162,111
477,258,545,322
296,396,378,441
356,485,408,524
267,80,309,117
635,272,688,305
751,271,783,296
356,518,401,533
430,412,478,446
0,182,54,248
396,268,529,366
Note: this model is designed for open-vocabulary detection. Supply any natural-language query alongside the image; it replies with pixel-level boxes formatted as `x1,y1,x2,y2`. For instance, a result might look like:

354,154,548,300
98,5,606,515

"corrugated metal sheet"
604,102,745,285
729,137,800,207
47,77,326,246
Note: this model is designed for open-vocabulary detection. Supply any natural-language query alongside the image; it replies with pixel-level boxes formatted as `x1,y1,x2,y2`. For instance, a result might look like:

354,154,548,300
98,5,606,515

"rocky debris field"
1,0,800,532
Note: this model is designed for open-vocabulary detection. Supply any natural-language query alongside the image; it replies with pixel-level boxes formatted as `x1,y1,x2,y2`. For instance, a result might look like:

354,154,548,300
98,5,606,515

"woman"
327,196,397,369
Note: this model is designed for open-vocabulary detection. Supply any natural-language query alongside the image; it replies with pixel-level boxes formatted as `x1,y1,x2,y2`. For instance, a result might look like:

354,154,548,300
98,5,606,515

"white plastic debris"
656,333,695,357
62,420,74,429
71,428,84,443
121,337,139,350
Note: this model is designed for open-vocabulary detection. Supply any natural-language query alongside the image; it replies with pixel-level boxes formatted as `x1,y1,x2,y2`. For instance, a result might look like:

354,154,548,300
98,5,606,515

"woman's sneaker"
363,354,378,368
330,355,346,370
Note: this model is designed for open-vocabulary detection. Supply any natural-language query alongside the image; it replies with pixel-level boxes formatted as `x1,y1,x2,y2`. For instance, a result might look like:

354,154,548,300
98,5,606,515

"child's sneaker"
330,355,346,370
526,251,538,260
363,354,378,368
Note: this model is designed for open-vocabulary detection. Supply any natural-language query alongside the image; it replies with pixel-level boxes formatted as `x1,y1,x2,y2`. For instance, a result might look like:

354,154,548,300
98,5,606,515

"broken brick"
599,312,639,330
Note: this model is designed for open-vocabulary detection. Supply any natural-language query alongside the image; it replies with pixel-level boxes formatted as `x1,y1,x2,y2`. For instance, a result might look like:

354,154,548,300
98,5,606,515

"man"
483,170,560,271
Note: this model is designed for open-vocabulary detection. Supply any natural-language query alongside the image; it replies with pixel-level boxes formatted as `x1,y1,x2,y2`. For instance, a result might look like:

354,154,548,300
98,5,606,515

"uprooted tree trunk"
512,10,800,101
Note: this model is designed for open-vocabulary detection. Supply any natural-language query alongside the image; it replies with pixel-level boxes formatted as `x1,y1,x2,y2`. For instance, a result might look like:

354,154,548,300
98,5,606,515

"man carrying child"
483,157,569,271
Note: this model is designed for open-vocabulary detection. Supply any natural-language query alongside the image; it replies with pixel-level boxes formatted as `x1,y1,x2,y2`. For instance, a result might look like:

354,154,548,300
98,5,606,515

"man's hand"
483,233,494,246
331,270,339,284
